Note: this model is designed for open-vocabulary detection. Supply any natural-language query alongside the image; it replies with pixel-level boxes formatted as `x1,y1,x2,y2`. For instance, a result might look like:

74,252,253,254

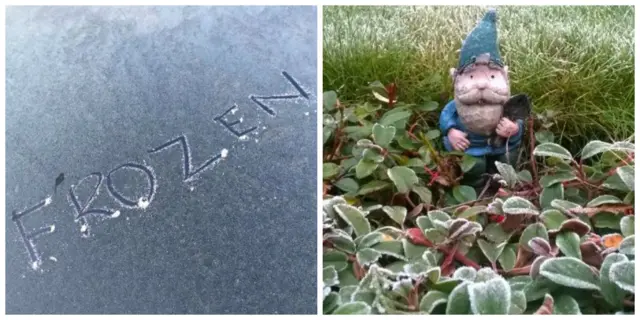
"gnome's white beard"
455,99,504,136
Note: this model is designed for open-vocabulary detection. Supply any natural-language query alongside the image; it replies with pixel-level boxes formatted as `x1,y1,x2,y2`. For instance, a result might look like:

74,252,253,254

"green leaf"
332,301,372,315
356,248,382,266
539,257,600,290
402,238,428,261
325,231,356,254
357,180,391,195
616,165,634,191
551,199,582,214
600,253,628,308
419,290,449,314
468,277,511,315
503,196,539,215
620,216,634,237
592,213,621,229
609,261,635,293
380,110,411,126
519,223,549,250
362,148,385,163
483,223,511,243
581,140,614,159
323,91,338,110
540,183,564,210
372,123,396,148
453,185,477,203
323,163,340,179
334,204,371,237
539,171,577,188
324,250,349,272
382,206,407,225
553,295,581,314
533,143,573,161
477,239,507,263
446,282,471,314
517,170,533,183
334,178,359,194
412,185,433,206
417,100,439,112
535,130,554,144
337,263,359,286
555,232,582,259
586,195,623,207
458,205,487,219
425,129,441,140
618,235,634,255
460,154,478,173
323,266,339,287
355,160,378,179
495,161,519,188
387,166,419,194
498,244,517,272
509,290,527,314
323,292,340,314
523,277,557,302
540,209,567,230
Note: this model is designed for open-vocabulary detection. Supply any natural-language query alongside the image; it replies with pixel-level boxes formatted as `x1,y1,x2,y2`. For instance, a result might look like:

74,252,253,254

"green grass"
323,6,634,147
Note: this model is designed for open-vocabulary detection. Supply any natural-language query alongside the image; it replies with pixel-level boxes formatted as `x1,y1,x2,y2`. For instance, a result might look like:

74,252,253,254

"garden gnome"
439,8,529,188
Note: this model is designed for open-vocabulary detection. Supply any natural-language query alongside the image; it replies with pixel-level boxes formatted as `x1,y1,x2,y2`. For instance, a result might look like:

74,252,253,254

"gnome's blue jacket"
439,99,524,157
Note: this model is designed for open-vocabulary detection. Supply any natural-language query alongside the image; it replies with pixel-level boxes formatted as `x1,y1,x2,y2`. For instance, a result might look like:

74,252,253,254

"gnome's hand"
448,128,470,151
496,117,519,138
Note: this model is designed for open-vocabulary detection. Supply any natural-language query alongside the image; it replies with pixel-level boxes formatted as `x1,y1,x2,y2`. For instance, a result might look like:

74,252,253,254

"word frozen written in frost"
10,71,311,272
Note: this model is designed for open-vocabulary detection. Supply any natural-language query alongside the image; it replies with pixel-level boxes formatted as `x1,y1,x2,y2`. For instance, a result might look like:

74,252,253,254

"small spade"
54,173,64,194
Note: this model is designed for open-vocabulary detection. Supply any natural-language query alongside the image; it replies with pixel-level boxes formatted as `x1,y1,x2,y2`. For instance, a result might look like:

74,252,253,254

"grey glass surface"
5,6,317,314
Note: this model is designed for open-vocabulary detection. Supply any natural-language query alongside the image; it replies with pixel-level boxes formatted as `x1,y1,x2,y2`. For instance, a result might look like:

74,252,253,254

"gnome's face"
450,58,511,136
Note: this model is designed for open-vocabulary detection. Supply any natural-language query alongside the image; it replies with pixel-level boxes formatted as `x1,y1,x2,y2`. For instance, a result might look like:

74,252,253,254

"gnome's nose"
476,80,488,90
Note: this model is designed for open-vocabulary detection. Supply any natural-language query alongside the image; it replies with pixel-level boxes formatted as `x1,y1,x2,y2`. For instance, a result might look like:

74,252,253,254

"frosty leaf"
553,295,581,315
446,282,471,314
428,210,452,223
475,268,500,282
517,170,533,183
539,257,600,290
620,216,634,237
494,161,518,188
581,140,613,159
380,110,411,126
356,231,384,249
323,266,339,287
600,253,628,308
371,240,406,261
618,235,634,255
387,166,419,194
535,130,555,144
533,143,573,161
555,232,582,259
334,204,371,237
356,248,382,266
402,238,428,261
324,250,349,272
419,290,449,314
539,183,564,210
616,165,634,191
468,277,511,315
509,290,527,315
332,301,372,314
323,90,338,110
382,206,407,225
324,230,356,254
372,123,396,148
482,223,511,243
453,266,477,282
416,216,433,231
551,199,581,214
478,239,507,263
503,196,539,215
356,138,375,148
528,237,552,257
586,195,623,207
323,292,340,314
609,261,634,293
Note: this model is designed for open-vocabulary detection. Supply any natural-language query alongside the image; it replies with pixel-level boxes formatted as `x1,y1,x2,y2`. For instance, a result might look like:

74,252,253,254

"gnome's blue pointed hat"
458,8,502,70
